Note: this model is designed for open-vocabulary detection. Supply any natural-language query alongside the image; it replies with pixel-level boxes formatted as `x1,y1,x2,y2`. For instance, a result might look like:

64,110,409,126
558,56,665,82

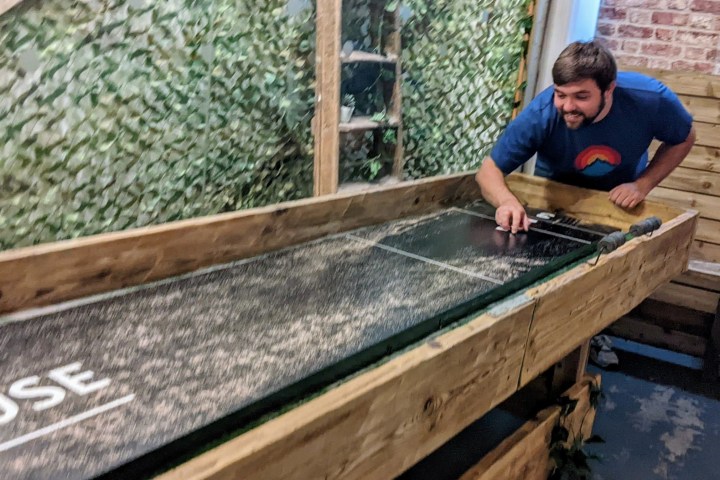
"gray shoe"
590,335,619,369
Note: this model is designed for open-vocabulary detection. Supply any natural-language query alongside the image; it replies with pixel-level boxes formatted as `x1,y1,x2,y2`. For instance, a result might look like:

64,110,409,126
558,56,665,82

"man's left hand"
608,182,650,209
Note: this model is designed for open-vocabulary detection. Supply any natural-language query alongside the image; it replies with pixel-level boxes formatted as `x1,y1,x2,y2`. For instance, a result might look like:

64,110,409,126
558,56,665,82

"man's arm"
475,157,530,234
609,126,696,208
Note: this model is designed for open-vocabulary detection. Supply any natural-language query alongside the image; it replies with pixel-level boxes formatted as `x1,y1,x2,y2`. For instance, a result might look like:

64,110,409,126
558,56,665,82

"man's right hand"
495,202,530,234
475,157,530,234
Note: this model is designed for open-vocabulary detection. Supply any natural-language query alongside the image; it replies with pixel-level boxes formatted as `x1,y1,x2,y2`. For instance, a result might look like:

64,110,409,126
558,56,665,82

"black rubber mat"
0,206,599,479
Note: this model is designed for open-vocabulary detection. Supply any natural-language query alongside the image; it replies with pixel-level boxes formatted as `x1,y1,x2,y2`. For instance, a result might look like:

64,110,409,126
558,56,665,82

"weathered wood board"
458,375,601,480
0,174,479,315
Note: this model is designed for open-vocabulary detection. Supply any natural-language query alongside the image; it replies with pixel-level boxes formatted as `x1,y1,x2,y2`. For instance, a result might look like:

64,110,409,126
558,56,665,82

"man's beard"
562,93,606,129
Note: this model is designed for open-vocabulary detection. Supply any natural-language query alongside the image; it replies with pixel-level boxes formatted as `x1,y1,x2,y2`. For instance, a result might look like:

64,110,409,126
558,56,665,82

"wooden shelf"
314,2,404,195
341,51,398,64
339,115,400,133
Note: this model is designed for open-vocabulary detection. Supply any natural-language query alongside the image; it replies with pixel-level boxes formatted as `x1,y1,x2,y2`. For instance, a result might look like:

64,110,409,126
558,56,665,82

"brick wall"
595,0,720,75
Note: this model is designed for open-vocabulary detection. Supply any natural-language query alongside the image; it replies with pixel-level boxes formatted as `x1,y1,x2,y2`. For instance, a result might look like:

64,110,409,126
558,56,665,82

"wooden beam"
678,94,720,124
510,0,535,120
649,186,720,221
608,315,707,358
520,209,697,386
626,67,720,99
390,4,404,178
506,173,685,228
341,51,398,63
550,340,590,397
662,166,720,197
650,282,720,314
679,260,720,292
157,299,535,480
702,301,720,380
694,122,720,149
632,298,713,335
459,375,600,480
695,218,720,245
691,239,720,264
651,142,720,173
461,408,557,480
0,174,481,314
313,0,341,196
338,115,399,132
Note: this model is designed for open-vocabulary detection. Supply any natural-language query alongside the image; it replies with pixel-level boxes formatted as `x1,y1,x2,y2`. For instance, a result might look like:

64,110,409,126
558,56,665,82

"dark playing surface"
0,207,601,480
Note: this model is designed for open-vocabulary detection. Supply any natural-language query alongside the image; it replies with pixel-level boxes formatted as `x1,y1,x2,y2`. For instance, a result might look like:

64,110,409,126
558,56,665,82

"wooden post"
313,0,342,196
549,339,590,397
703,299,720,380
511,0,536,120
390,4,404,178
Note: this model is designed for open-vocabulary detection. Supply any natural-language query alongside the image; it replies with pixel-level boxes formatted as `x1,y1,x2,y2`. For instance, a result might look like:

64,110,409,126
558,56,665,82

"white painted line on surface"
345,234,504,284
0,394,136,452
451,207,592,245
530,227,591,244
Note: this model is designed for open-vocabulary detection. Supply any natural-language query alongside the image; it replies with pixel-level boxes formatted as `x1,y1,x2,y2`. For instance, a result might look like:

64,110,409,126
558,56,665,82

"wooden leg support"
549,339,591,398
702,299,720,381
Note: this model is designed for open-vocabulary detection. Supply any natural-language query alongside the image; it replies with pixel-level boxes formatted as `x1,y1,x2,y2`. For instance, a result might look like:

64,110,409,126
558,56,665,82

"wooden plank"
157,299,535,480
650,282,720,314
554,375,600,449
460,407,557,480
662,166,720,197
0,173,481,314
460,375,600,480
390,5,405,178
506,173,685,229
338,115,400,133
313,0,341,196
626,67,720,99
678,94,720,124
510,0,534,120
550,340,590,397
694,122,720,149
520,209,697,386
608,315,707,357
695,218,720,245
702,302,720,380
650,143,720,173
691,239,720,263
677,260,720,292
631,298,713,335
340,51,398,63
648,186,720,221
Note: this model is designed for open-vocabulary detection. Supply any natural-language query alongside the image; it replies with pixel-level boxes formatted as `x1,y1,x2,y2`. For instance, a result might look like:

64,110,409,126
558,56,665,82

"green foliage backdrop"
0,0,529,250
0,0,316,250
402,0,532,177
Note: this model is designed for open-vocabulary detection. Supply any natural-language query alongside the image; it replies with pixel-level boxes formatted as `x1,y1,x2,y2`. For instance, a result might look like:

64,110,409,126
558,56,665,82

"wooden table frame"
0,173,698,480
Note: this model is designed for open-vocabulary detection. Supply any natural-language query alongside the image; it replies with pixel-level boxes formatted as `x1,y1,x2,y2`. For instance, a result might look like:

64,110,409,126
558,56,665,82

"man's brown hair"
552,40,617,92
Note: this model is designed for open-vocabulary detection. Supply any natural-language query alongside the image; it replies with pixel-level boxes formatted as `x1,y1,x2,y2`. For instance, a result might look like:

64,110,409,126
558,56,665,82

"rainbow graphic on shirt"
574,145,621,177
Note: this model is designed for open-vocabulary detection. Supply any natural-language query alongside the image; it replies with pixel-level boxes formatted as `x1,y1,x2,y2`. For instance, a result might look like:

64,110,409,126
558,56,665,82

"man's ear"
605,80,617,97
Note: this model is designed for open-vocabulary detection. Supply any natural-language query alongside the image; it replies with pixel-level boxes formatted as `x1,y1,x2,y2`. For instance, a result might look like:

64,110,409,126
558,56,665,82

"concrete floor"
588,340,720,480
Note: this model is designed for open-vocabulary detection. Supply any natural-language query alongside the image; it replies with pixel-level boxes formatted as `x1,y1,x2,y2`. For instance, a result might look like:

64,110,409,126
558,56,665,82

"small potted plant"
341,94,355,123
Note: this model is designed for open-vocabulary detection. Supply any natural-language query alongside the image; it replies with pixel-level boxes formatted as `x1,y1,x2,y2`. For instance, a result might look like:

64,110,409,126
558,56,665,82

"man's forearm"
637,127,696,193
475,157,523,208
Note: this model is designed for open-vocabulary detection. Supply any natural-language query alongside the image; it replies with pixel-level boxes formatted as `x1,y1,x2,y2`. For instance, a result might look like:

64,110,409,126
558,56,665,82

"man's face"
553,78,610,130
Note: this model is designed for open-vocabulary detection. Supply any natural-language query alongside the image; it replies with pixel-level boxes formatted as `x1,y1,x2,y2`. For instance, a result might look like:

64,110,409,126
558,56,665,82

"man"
476,40,695,235
475,40,696,367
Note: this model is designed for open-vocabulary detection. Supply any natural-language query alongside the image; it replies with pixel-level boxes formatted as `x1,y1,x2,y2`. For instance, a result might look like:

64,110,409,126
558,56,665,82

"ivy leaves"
1,0,315,249
401,0,531,178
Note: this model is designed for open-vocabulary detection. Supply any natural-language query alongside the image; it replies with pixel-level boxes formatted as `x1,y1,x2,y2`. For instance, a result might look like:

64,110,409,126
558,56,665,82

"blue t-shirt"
490,72,693,191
